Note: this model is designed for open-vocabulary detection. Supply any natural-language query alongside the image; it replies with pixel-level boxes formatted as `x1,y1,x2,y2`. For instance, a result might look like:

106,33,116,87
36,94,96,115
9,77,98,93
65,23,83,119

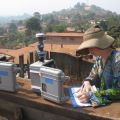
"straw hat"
77,25,115,52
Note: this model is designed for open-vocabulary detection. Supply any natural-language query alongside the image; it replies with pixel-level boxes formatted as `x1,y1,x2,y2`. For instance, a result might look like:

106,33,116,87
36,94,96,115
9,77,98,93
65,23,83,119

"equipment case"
30,60,55,93
40,66,69,103
0,61,17,92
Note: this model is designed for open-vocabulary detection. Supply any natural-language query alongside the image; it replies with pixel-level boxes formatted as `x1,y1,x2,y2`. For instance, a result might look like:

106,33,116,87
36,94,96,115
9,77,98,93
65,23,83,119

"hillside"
42,3,116,29
0,3,116,26
0,2,120,49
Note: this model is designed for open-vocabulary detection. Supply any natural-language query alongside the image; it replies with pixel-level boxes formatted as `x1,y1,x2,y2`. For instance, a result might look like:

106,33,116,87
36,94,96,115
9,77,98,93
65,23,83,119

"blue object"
45,77,54,84
69,87,79,107
0,71,8,77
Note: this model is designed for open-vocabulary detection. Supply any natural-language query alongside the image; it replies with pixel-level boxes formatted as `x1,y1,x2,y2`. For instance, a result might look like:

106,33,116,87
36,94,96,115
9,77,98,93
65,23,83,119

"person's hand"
76,81,92,103
82,81,92,93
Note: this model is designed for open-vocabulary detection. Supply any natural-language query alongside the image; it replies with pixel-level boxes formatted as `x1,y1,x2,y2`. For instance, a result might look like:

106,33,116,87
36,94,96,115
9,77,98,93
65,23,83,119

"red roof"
46,32,84,37
0,43,79,64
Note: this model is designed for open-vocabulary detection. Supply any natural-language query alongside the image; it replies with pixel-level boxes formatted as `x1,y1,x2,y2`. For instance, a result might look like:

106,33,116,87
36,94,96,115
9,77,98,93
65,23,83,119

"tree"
17,20,24,26
33,12,41,20
107,15,120,29
0,27,5,35
8,22,17,33
108,26,120,39
74,2,81,9
99,20,108,31
25,17,41,33
54,23,67,32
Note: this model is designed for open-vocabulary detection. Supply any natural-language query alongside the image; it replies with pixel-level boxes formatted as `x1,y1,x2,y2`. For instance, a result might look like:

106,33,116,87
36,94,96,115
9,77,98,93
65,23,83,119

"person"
76,25,120,107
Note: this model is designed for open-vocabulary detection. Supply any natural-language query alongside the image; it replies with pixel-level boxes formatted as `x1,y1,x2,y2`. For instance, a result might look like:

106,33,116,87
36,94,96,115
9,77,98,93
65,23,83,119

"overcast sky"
0,0,120,16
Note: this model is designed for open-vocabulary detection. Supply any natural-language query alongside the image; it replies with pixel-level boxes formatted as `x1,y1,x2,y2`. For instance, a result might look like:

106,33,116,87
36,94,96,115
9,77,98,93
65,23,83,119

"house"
45,32,83,52
17,26,27,32
46,32,83,45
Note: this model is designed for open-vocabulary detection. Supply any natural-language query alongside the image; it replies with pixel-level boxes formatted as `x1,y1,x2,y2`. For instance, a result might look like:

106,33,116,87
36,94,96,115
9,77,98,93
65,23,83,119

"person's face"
88,48,100,56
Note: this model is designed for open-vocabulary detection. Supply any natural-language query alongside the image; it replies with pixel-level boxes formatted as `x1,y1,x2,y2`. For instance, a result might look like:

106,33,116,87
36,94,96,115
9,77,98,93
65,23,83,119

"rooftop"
46,32,84,37
0,43,79,64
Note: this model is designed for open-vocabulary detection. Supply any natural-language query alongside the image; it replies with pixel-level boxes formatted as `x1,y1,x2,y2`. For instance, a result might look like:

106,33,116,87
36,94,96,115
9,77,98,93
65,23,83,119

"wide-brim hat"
77,25,115,53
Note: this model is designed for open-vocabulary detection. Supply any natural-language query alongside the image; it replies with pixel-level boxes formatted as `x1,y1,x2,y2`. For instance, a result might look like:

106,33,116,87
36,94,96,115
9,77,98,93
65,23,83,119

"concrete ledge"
0,79,119,120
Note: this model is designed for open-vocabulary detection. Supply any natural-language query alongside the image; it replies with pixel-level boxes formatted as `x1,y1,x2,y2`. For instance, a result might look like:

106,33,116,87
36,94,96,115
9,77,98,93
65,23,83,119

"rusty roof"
0,43,37,64
0,43,79,64
46,32,84,37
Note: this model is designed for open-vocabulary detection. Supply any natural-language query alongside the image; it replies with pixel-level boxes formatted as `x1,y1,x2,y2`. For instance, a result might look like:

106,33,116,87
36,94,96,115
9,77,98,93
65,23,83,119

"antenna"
36,33,46,62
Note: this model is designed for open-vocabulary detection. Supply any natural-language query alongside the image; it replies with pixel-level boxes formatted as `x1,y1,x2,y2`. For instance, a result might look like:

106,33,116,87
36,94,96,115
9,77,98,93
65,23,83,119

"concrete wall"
50,51,93,84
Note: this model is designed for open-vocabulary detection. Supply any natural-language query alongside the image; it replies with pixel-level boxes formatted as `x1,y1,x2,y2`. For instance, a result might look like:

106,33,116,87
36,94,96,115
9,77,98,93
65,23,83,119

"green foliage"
115,38,120,48
74,2,81,9
98,15,120,47
99,20,108,31
95,89,120,100
53,23,67,32
8,22,17,33
0,27,5,35
25,17,41,33
33,12,41,20
107,15,120,29
0,31,36,49
108,26,120,39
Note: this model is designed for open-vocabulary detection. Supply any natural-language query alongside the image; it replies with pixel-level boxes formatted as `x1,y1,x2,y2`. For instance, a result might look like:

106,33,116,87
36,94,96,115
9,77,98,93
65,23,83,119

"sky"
0,0,120,16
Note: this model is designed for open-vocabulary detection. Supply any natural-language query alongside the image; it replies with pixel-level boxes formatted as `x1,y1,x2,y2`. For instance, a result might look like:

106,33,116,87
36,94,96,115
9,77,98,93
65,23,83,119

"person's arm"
83,57,100,91
77,58,100,102
87,60,99,79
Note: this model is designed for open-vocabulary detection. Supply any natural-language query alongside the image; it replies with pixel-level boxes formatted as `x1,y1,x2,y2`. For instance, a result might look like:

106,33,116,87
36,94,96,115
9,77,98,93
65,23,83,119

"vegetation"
0,2,120,48
92,89,120,107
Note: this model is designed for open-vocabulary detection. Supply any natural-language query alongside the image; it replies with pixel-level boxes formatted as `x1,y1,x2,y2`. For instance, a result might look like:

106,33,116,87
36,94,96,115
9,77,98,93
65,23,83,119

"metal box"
0,61,17,92
30,60,55,93
40,66,69,103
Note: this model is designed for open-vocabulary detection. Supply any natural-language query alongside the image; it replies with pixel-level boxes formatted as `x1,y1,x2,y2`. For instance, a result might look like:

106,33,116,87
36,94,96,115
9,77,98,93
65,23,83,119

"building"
45,32,84,55
17,26,27,32
0,32,84,64
46,32,83,45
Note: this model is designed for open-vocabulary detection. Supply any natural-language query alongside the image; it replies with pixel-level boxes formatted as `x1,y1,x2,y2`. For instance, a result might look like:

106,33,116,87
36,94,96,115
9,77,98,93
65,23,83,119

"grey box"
40,66,69,103
30,60,55,93
0,61,16,92
30,61,43,93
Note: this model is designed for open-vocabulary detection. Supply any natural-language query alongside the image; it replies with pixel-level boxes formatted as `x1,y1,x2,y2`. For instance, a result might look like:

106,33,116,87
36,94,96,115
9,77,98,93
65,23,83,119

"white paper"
69,87,91,107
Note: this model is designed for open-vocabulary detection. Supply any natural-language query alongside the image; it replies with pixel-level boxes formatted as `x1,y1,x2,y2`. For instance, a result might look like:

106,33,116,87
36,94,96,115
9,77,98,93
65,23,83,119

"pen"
80,84,84,92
